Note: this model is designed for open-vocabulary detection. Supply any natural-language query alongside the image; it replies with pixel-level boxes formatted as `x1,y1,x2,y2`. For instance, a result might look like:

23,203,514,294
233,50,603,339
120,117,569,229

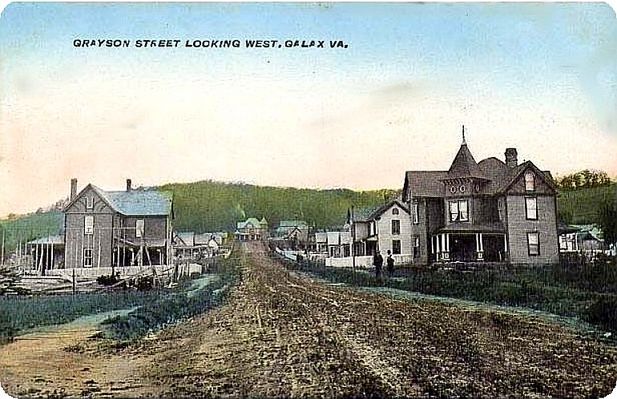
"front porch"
430,231,508,263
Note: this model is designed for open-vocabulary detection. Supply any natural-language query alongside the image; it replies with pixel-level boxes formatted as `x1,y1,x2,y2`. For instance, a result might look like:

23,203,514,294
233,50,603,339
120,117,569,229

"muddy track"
140,242,617,398
2,242,617,398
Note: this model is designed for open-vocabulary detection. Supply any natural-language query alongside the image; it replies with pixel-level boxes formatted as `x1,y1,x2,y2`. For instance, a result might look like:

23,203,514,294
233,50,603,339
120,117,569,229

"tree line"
555,169,613,191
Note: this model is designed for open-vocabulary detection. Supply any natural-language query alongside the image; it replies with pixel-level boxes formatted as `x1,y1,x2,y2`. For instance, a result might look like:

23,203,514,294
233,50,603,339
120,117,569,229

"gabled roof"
65,184,173,216
277,220,308,228
356,199,409,222
403,171,448,200
444,143,486,180
237,217,263,229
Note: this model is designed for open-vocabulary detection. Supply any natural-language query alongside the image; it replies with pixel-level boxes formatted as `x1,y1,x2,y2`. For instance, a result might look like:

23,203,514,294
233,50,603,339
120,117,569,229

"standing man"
373,251,383,279
386,250,395,277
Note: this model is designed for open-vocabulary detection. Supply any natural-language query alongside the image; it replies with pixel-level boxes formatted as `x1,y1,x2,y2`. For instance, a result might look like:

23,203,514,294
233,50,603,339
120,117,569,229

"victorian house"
402,134,559,265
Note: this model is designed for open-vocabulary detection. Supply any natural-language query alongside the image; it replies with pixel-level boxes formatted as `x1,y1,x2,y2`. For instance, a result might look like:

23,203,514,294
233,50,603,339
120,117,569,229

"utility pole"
351,206,356,281
0,227,4,267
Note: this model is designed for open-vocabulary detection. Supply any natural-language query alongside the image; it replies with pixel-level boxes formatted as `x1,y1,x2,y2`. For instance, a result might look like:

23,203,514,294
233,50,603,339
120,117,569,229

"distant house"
402,135,559,265
274,220,309,244
235,217,268,241
63,178,173,270
350,199,412,258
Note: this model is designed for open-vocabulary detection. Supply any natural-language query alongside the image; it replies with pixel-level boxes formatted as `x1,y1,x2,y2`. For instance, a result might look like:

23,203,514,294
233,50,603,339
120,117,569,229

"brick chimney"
70,178,77,201
126,178,132,192
505,148,518,168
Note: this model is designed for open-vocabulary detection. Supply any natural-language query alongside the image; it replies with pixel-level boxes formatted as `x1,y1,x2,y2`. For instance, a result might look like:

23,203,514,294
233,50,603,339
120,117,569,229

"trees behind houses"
555,169,612,191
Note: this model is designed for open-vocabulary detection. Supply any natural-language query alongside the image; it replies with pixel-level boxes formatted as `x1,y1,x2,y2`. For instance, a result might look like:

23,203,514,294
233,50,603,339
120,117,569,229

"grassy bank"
102,251,241,340
276,254,617,333
0,290,160,343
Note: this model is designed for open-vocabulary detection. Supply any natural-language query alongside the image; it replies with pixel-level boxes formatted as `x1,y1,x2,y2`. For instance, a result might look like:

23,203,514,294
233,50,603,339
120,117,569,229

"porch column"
441,234,449,261
430,235,435,261
476,233,484,261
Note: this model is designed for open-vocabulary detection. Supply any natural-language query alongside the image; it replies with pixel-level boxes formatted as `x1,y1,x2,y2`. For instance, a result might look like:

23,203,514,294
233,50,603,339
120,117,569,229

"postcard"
1,2,616,398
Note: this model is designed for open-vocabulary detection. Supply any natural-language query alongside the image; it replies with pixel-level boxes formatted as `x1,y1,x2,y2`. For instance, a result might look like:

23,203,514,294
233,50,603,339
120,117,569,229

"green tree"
598,201,617,248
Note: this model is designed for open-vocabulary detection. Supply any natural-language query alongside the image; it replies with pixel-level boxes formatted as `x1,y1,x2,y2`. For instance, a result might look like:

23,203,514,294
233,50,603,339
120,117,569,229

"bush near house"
102,249,241,340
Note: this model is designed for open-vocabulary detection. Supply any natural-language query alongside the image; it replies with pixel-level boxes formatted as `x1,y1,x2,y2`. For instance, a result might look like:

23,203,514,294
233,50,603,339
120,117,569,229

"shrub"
584,296,617,332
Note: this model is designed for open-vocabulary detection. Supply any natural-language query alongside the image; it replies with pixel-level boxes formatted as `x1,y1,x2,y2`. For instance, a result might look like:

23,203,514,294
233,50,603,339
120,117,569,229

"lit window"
412,203,419,224
392,240,401,255
84,216,94,235
392,208,399,215
136,219,145,238
413,236,420,258
525,172,535,191
449,200,469,222
527,232,540,255
525,197,537,220
83,248,93,267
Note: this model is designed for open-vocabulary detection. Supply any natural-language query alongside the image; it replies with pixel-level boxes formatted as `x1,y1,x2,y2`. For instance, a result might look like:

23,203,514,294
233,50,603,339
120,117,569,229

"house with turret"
402,133,559,265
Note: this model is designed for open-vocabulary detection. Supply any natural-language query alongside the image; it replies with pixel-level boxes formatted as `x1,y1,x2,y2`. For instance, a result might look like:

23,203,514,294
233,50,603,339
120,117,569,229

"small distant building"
274,220,309,244
235,217,268,241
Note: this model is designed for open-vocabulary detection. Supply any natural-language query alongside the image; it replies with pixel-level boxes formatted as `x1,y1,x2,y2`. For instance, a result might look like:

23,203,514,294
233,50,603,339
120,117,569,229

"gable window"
449,200,469,222
525,197,538,220
412,203,419,224
392,240,401,255
135,219,145,238
525,172,535,191
84,216,94,235
391,220,400,235
527,232,540,256
86,197,94,210
392,208,399,215
83,248,93,267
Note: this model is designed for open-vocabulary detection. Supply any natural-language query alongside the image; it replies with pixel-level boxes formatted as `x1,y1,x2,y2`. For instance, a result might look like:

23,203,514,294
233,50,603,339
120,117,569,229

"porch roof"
437,222,505,234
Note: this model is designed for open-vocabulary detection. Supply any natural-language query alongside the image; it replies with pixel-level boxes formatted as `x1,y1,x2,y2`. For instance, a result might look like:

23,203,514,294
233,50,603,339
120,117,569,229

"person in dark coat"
373,251,383,279
386,250,395,277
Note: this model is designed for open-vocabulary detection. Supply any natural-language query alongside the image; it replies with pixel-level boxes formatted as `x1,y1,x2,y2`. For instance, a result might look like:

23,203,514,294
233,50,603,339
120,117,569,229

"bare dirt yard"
2,242,617,398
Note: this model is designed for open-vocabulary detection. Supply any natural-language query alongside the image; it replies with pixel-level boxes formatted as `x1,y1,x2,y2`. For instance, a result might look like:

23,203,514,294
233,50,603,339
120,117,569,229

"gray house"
63,179,173,269
403,136,559,265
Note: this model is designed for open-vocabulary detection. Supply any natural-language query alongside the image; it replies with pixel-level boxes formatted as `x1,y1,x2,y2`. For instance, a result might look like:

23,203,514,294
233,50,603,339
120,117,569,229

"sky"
1,2,616,216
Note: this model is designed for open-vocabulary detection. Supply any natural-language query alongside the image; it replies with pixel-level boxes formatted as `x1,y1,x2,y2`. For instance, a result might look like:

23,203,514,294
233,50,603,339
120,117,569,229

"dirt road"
2,242,617,398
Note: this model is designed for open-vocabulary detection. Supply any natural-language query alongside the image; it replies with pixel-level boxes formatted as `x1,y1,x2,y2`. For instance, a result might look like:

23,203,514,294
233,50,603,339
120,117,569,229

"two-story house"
402,135,559,265
63,179,173,269
350,199,413,258
235,217,268,241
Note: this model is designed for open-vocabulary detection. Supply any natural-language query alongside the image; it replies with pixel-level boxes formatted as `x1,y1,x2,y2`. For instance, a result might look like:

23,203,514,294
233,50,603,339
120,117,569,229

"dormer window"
525,172,535,191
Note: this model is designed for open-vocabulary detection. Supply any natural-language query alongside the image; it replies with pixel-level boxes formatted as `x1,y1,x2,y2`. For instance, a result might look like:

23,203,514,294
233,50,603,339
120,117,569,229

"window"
525,172,535,191
84,216,94,235
525,197,537,220
392,208,399,215
392,240,401,255
135,219,145,238
412,203,419,224
527,232,540,256
449,200,469,222
413,236,420,258
83,248,93,267
86,196,94,210
369,222,375,236
391,220,400,235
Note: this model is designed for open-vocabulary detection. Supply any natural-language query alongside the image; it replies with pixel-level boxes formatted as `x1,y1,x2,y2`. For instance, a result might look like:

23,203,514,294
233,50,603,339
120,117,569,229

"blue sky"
1,3,616,215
